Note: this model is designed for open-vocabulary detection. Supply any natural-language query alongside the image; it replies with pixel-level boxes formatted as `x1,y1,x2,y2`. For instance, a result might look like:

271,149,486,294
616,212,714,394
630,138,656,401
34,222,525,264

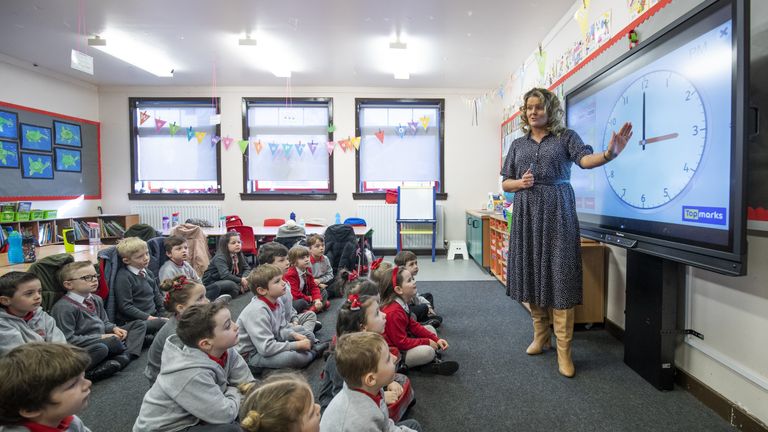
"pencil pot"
22,235,36,263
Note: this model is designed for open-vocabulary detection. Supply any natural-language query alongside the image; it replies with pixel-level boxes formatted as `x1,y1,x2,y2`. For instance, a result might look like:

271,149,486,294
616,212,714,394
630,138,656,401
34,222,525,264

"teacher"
501,88,632,377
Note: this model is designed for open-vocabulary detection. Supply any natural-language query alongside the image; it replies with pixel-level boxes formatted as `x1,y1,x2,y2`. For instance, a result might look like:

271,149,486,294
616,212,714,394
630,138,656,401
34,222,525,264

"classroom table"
160,225,371,238
0,244,109,275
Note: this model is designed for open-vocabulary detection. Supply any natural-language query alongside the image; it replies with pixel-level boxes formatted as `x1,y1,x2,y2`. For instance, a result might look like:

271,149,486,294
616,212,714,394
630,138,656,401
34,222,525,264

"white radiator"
130,204,222,230
357,203,445,250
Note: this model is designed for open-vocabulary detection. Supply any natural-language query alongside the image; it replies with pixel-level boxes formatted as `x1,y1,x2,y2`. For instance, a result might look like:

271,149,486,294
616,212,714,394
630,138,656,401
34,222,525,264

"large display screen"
565,0,748,275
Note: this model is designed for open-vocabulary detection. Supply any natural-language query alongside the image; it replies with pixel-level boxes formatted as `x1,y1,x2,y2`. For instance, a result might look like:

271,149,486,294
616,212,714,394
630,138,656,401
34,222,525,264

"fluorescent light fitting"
92,30,175,78
238,37,258,46
394,71,410,80
87,35,106,46
272,69,292,78
389,41,407,50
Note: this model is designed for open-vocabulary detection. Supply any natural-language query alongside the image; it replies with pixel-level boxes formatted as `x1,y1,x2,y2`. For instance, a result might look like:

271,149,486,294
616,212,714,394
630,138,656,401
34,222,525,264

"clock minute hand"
639,132,679,146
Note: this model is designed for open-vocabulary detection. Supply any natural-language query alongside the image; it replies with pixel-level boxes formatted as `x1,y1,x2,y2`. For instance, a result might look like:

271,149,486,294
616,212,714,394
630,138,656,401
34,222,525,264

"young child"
337,270,380,298
394,251,441,328
51,261,147,381
320,332,422,432
0,271,65,356
145,275,210,384
0,343,92,432
133,302,254,432
239,373,321,432
319,294,415,421
258,242,321,334
114,237,167,337
236,264,328,372
380,266,459,375
159,235,236,301
284,245,330,314
202,232,251,297
307,234,336,298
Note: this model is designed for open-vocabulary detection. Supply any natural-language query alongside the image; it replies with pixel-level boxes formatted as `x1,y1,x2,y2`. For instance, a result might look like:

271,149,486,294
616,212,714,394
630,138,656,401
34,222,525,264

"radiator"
130,204,222,230
356,203,445,250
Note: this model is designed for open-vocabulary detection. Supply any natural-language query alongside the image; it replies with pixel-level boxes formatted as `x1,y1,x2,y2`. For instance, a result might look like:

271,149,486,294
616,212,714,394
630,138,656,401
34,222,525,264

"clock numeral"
609,118,616,127
664,188,670,199
609,170,614,178
684,163,690,172
685,90,696,101
622,96,628,105
641,194,646,203
621,188,626,198
642,79,649,89
692,125,699,136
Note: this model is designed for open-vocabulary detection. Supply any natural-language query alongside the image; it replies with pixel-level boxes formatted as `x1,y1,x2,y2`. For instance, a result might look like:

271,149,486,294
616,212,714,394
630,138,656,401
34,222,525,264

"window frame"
353,98,447,200
128,97,224,201
240,97,336,201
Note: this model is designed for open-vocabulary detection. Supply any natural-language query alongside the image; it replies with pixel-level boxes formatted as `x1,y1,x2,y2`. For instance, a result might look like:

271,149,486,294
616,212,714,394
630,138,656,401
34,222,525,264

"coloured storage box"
43,210,57,219
15,211,30,221
30,210,45,220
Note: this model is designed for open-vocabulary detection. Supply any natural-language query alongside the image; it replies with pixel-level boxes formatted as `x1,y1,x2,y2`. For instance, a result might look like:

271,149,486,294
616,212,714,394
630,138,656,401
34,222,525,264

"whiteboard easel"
396,186,437,262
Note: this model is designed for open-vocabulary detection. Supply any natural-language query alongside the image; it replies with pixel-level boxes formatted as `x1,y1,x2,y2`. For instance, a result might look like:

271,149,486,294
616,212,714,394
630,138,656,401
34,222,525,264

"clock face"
603,70,706,209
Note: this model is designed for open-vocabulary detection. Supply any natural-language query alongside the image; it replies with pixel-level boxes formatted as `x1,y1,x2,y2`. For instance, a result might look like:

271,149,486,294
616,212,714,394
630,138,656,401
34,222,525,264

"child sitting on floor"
52,261,147,381
320,332,422,432
202,232,251,297
159,235,236,301
307,234,337,298
145,274,210,384
239,373,321,432
394,251,441,328
133,302,254,432
0,271,65,356
284,246,330,314
236,264,328,372
114,237,167,338
380,266,459,375
0,343,92,432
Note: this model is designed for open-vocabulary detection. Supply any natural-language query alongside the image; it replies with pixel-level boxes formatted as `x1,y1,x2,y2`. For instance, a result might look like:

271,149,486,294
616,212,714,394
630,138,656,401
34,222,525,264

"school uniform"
114,266,166,334
284,266,326,312
144,316,178,384
159,260,226,301
0,415,91,432
201,252,250,298
0,306,65,356
320,384,421,432
382,298,439,368
236,295,314,370
281,280,318,337
133,334,254,432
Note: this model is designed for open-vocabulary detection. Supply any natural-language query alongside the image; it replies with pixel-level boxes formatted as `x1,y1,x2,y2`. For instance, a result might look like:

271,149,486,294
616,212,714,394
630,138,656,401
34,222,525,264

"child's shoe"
214,294,232,304
86,360,121,381
112,353,132,370
311,340,331,359
313,321,323,332
417,358,459,376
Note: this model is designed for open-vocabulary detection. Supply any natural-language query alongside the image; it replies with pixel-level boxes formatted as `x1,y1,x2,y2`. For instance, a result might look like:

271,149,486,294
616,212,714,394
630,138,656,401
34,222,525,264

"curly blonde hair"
239,373,314,432
519,87,566,136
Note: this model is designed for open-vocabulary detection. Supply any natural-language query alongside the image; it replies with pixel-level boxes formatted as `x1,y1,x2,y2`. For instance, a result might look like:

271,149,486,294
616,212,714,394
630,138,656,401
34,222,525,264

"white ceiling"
0,0,574,88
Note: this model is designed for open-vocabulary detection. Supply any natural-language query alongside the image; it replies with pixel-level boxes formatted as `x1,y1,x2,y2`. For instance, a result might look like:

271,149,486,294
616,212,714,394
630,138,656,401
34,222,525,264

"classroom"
1,0,767,431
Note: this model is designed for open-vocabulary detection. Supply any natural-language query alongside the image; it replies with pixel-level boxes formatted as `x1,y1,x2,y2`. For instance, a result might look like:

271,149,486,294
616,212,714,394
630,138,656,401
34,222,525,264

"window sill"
240,193,337,201
352,192,448,200
128,193,225,201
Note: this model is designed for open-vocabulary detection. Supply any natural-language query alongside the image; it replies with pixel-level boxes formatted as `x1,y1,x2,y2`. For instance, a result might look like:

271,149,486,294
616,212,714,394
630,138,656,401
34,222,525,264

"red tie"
83,297,96,313
138,269,146,278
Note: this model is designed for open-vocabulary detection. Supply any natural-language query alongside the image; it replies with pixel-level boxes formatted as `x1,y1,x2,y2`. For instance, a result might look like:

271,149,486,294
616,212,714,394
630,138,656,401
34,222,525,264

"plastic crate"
30,210,44,220
43,210,57,219
1,211,14,223
15,211,30,221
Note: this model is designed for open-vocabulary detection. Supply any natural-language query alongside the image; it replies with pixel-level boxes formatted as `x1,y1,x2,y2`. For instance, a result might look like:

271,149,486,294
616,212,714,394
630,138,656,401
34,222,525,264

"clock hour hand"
639,132,679,146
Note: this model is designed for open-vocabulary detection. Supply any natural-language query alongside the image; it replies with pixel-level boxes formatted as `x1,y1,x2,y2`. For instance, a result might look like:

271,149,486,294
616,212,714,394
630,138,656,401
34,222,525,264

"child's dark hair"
247,264,283,295
393,250,417,266
176,302,228,348
335,270,378,298
378,266,408,306
0,271,39,298
306,233,324,248
336,294,379,337
159,275,204,313
217,231,246,266
239,373,313,432
164,235,187,254
257,242,289,265
0,343,89,425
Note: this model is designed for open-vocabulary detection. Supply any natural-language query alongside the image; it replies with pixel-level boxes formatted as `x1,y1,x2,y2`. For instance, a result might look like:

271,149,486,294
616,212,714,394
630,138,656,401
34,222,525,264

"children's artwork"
20,152,53,179
20,124,52,152
53,121,82,147
55,148,81,172
586,11,612,54
0,141,19,168
0,110,19,140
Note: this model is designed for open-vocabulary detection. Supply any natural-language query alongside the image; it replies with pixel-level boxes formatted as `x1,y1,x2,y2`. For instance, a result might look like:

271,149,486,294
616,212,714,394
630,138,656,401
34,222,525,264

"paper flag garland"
194,131,207,144
169,122,179,136
140,111,150,125
375,129,385,144
574,6,590,39
419,116,430,131
211,135,221,147
327,123,336,133
326,141,335,155
395,125,407,138
308,140,318,154
534,45,547,79
238,140,249,154
350,136,361,150
155,118,167,131
269,143,280,156
222,136,234,150
282,143,293,158
186,127,194,142
407,121,419,136
254,140,263,154
338,138,349,152
296,142,305,156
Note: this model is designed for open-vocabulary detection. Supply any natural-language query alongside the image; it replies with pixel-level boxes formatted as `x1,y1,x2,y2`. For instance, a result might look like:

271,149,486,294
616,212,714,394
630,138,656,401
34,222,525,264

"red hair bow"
165,275,188,303
347,270,359,282
348,294,361,311
369,258,384,271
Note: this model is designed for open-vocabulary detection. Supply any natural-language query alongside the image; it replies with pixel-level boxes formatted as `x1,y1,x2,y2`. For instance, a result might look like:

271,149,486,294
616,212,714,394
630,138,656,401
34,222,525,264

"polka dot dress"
500,129,593,309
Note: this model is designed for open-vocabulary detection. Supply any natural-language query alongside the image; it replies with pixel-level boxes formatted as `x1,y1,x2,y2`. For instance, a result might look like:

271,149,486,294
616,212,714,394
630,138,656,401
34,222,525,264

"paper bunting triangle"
269,143,280,156
169,122,179,136
282,143,293,158
350,136,361,150
338,138,349,152
140,111,150,125
296,142,305,156
326,141,335,155
238,140,249,154
375,129,385,144
308,140,318,154
395,125,407,138
419,116,430,131
186,127,194,141
155,118,167,131
327,123,336,133
254,140,263,154
195,131,207,144
407,121,419,135
222,136,234,150
211,135,221,147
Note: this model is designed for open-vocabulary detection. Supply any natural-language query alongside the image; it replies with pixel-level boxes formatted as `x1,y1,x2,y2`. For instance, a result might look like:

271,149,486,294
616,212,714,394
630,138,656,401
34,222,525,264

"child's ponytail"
159,275,203,313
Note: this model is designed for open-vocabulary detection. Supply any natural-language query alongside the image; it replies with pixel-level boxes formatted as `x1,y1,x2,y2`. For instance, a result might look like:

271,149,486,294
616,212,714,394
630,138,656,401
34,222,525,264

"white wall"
98,86,500,245
0,56,101,217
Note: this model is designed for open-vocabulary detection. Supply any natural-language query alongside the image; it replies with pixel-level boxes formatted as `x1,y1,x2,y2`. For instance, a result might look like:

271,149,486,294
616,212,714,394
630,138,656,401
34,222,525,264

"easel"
396,186,437,262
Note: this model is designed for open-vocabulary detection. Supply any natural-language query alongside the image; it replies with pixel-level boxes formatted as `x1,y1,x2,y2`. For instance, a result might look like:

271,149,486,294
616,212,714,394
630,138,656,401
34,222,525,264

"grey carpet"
79,281,732,432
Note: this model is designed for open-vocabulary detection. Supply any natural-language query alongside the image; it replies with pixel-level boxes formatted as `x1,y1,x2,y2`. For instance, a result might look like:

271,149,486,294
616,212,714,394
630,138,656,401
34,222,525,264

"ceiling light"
389,41,407,50
389,38,409,79
238,36,258,46
394,71,410,80
272,69,292,78
87,35,106,46
90,30,175,78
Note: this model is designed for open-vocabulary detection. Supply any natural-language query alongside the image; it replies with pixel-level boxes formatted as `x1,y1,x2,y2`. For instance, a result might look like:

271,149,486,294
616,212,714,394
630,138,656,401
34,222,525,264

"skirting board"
604,319,767,432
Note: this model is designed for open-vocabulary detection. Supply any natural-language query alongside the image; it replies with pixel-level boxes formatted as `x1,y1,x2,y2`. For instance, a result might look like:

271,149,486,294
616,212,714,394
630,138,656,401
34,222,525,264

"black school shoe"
143,333,155,349
111,353,132,370
314,321,323,332
416,358,459,376
420,317,442,329
311,341,331,359
85,360,122,381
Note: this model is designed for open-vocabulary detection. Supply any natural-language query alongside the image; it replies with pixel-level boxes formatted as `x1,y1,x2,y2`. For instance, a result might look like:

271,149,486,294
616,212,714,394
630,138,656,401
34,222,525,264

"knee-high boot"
552,307,575,377
526,304,551,355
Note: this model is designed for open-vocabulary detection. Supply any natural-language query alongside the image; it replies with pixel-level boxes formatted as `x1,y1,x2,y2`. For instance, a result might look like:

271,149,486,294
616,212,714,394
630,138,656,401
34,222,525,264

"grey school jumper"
114,267,165,323
0,415,91,431
158,260,201,284
0,306,65,356
133,335,254,432
320,385,417,432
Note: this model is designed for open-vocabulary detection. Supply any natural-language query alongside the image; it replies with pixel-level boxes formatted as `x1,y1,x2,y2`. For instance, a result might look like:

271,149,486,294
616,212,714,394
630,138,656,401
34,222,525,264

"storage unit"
1,214,139,246
465,210,491,269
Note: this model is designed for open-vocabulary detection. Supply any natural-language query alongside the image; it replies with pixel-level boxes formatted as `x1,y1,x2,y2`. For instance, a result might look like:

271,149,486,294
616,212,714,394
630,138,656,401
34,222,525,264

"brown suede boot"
526,304,551,355
552,308,575,377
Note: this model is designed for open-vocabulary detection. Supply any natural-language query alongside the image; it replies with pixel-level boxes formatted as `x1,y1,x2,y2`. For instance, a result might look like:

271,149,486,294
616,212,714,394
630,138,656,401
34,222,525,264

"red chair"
230,225,257,265
226,215,243,230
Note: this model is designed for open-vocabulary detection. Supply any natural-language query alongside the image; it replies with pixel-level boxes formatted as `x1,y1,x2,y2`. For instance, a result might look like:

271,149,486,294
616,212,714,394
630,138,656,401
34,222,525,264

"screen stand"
624,250,683,390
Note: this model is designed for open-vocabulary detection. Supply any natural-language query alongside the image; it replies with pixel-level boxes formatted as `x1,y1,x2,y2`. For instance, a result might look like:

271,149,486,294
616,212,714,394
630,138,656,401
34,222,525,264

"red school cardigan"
284,266,322,303
381,300,439,352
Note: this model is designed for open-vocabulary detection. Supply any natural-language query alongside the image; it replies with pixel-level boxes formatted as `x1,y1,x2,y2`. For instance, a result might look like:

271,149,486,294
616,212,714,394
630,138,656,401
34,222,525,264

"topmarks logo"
682,206,727,226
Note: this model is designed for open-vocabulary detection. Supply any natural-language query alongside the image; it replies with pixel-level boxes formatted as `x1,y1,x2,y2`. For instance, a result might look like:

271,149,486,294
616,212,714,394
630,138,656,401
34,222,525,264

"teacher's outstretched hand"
604,122,633,161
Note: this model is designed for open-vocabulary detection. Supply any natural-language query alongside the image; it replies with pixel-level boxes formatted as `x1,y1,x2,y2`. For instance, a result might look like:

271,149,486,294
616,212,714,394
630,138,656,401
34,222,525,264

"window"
129,98,222,200
242,98,334,200
354,99,445,199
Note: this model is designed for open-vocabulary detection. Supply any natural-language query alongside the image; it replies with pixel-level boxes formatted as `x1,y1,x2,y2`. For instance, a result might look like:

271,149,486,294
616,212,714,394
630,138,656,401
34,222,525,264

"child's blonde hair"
239,373,314,432
159,274,205,313
116,237,148,258
371,261,394,286
335,332,387,388
246,264,283,295
287,245,310,265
